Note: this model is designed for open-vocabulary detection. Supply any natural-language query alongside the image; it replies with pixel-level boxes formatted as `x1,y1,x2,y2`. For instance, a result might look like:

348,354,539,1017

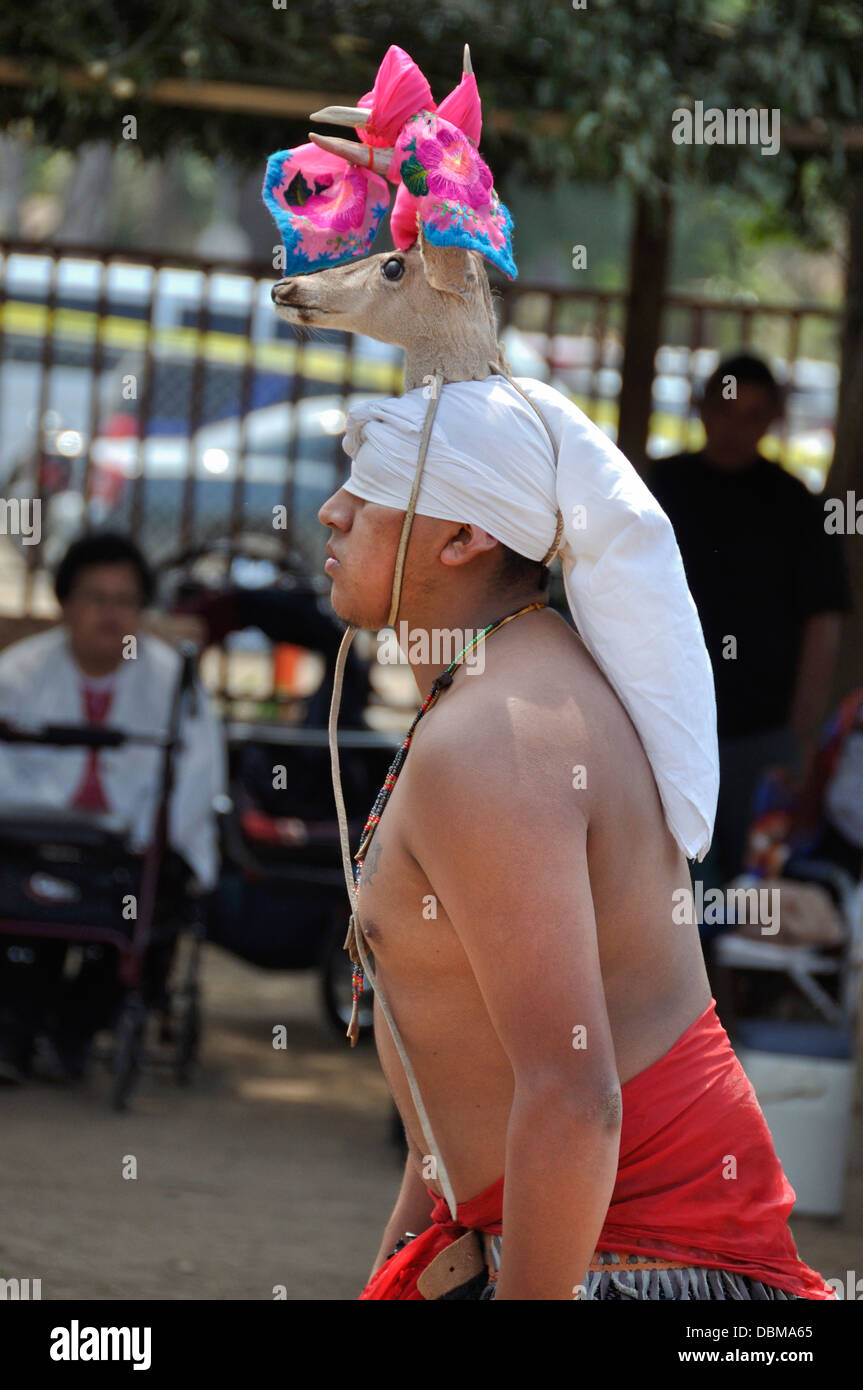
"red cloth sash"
360,1000,836,1300
359,1177,502,1301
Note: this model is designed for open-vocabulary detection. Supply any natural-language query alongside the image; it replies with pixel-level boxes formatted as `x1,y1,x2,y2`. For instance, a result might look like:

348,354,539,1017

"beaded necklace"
347,598,547,1030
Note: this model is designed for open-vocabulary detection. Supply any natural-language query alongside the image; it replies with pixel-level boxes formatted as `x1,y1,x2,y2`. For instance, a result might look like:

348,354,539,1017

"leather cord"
385,373,445,629
326,365,564,1223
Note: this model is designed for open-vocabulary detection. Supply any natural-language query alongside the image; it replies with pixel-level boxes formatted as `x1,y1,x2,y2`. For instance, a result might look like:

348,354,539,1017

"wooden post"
616,188,673,476
827,174,863,701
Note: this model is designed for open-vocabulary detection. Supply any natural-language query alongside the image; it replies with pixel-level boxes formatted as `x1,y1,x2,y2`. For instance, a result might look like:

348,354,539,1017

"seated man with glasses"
0,533,226,1083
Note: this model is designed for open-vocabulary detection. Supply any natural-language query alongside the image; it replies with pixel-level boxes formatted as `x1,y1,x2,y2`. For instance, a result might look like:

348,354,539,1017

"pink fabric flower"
437,70,481,145
415,126,493,209
357,44,434,146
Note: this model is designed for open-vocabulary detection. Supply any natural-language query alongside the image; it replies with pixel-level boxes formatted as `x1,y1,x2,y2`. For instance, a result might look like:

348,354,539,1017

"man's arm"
788,481,853,772
409,716,622,1301
367,1148,435,1281
788,612,843,772
0,640,61,810
170,676,228,892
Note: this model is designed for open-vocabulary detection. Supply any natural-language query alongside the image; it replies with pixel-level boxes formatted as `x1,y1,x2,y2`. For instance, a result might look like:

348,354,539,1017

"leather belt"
481,1233,691,1278
415,1229,694,1299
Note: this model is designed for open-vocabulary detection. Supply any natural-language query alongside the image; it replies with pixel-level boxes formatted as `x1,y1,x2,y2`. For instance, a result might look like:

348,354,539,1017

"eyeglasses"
71,588,143,611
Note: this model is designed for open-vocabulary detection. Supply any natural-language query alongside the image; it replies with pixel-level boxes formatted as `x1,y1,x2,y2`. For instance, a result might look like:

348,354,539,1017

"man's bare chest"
355,773,466,983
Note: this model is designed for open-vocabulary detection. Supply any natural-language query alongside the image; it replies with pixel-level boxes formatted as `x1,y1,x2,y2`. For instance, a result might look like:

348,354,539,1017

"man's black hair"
701,353,784,413
55,532,155,606
496,543,551,593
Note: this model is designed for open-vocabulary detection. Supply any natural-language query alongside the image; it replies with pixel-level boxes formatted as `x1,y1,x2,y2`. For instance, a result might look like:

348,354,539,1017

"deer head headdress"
263,45,513,399
263,44,515,280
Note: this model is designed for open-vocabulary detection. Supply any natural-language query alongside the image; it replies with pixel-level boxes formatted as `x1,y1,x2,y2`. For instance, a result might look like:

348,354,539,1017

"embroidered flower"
398,154,428,199
263,145,390,274
288,165,369,233
415,126,493,209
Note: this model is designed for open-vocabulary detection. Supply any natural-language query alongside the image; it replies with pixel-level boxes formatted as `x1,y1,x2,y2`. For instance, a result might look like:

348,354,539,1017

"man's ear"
439,523,500,568
417,224,474,297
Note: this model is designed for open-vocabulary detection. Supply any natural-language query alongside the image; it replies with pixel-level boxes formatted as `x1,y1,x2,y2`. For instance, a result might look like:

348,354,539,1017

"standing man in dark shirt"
650,353,852,888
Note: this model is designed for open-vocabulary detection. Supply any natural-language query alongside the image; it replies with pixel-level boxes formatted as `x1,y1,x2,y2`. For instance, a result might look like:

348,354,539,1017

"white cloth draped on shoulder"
342,374,719,863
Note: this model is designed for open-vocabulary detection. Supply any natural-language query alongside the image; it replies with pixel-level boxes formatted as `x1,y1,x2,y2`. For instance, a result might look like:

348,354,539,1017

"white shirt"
0,626,226,890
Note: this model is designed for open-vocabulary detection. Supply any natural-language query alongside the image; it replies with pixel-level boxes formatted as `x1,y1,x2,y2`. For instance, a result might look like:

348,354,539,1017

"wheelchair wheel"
112,994,147,1111
174,983,201,1085
321,920,374,1041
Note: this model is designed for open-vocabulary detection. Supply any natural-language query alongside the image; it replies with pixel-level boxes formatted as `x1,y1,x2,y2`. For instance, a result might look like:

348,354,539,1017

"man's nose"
318,486,349,527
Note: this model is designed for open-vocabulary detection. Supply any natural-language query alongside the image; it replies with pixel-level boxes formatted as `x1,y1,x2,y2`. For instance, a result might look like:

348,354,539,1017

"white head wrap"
342,374,719,862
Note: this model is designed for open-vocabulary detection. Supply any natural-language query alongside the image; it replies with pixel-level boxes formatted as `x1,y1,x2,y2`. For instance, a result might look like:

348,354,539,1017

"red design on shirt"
70,684,114,812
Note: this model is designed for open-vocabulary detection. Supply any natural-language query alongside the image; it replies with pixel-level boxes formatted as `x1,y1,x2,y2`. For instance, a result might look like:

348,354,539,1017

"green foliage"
1,0,861,240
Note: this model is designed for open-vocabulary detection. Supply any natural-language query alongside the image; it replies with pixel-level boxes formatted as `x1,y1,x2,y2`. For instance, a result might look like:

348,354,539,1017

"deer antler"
306,42,473,182
306,132,394,175
311,44,472,127
308,105,370,127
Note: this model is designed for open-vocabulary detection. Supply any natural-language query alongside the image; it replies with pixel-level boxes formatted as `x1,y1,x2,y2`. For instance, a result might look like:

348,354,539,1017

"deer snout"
270,278,330,327
271,281,297,305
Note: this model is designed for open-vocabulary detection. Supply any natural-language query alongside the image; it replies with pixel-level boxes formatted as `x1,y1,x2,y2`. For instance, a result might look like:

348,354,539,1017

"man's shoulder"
652,449,703,469
0,624,65,680
404,698,590,873
138,631,184,677
136,636,218,731
650,451,704,487
758,457,814,504
405,657,595,815
132,635,213,721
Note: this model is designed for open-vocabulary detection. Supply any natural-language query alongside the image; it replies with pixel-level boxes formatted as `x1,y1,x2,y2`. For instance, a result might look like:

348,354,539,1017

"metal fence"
496,282,842,471
0,237,843,619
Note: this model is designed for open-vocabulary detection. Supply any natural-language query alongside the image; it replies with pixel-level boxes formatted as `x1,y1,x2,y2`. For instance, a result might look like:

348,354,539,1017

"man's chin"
328,591,388,632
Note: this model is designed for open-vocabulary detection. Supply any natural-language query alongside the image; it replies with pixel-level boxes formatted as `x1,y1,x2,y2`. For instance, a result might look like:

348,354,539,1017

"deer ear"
417,228,473,296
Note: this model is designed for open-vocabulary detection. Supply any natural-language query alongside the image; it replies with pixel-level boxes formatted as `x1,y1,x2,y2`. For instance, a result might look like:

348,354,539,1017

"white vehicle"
86,393,378,569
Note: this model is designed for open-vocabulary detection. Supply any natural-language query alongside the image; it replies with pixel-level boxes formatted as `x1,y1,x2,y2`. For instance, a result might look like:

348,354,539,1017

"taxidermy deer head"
262,43,516,390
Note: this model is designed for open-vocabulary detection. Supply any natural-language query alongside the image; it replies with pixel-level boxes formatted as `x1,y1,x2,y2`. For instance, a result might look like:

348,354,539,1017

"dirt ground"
0,946,398,1300
1,943,861,1301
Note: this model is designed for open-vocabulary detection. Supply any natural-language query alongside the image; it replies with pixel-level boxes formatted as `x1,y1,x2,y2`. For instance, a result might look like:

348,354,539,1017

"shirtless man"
322,485,709,1299
318,376,834,1303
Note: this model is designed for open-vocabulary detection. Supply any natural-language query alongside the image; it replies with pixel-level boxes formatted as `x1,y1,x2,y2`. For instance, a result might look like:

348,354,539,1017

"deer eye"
381,257,404,282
